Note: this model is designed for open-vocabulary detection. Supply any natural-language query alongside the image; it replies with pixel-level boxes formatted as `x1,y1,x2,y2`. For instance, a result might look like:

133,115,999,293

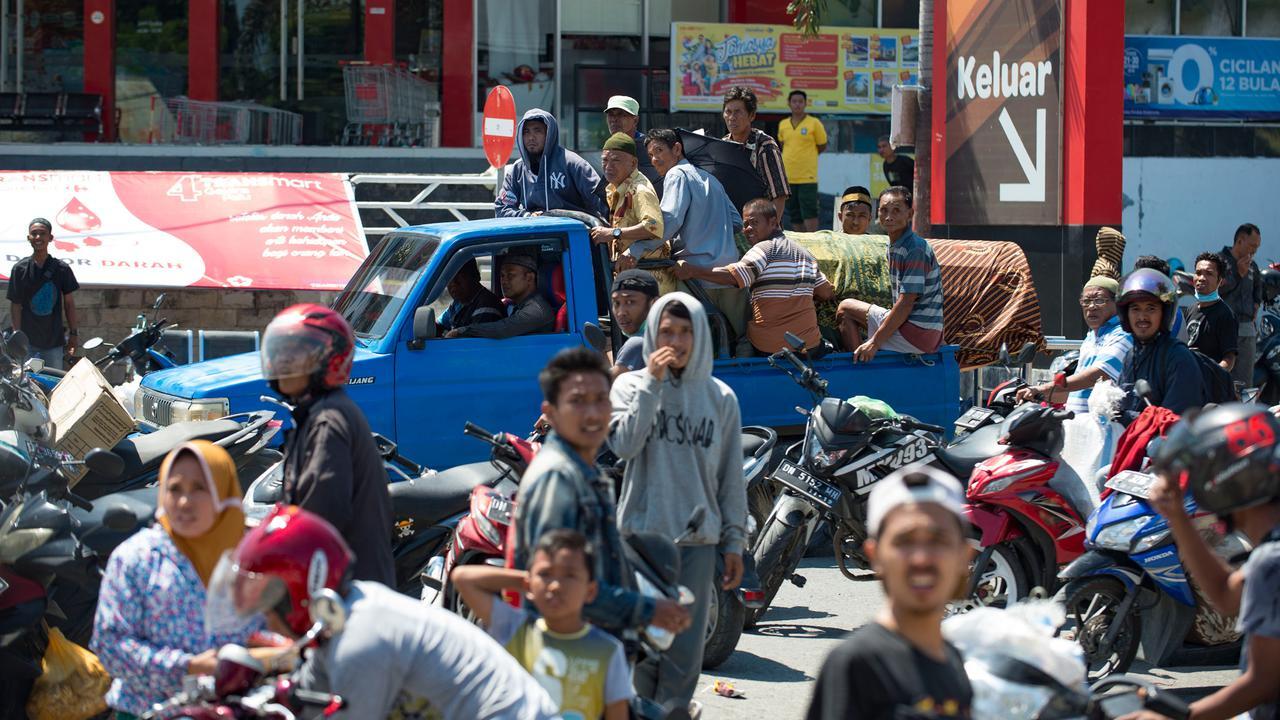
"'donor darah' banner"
1124,35,1280,120
0,171,368,290
671,22,919,114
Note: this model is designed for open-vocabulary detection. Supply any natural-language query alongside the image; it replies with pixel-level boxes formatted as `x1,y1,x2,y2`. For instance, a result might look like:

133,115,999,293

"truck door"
394,235,579,467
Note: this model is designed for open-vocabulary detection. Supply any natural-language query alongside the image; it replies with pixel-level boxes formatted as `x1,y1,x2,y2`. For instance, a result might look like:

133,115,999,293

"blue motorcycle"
31,293,178,394
1057,469,1244,678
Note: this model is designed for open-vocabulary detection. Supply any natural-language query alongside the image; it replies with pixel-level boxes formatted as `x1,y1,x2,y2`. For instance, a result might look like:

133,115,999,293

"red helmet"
217,505,354,637
261,304,354,391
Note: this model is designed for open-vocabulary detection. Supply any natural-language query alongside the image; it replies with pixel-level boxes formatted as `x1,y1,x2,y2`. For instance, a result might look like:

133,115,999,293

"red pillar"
1061,0,1124,226
930,0,947,227
188,0,219,101
365,0,395,65
441,0,473,147
83,0,115,141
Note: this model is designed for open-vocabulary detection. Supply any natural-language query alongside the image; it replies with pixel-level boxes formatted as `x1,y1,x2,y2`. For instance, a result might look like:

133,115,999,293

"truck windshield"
333,232,441,339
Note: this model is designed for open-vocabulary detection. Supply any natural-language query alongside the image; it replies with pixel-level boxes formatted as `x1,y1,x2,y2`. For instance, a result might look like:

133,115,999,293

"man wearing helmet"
261,304,394,585
1126,405,1280,720
209,506,559,720
1117,268,1205,416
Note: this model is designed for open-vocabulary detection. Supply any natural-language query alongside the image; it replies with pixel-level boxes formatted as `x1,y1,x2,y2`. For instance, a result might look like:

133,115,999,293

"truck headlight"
171,398,230,423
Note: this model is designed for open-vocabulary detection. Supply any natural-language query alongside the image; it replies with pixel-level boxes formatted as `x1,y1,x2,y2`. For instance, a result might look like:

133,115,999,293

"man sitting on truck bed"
836,186,944,361
674,197,834,355
445,249,556,339
437,258,504,336
495,108,609,220
644,128,751,356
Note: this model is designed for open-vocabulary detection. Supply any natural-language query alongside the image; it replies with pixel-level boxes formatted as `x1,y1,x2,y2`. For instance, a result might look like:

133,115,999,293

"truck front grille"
139,388,176,425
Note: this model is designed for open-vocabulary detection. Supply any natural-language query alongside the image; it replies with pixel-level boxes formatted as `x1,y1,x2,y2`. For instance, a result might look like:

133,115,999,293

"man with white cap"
805,466,974,720
604,95,659,187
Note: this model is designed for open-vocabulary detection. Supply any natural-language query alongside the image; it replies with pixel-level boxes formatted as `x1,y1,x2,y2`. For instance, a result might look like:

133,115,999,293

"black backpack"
1160,341,1237,406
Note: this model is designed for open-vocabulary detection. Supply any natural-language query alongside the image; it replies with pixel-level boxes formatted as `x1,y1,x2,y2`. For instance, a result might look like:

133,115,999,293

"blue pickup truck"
136,216,961,467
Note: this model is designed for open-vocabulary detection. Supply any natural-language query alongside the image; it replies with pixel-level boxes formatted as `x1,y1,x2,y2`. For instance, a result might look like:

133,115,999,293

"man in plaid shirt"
722,86,790,220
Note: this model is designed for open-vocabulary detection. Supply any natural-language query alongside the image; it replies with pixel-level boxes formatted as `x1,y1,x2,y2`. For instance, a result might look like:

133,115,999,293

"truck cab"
138,216,962,467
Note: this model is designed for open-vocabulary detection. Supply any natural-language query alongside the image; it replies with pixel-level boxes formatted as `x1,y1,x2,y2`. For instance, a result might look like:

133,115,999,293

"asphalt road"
693,556,1239,719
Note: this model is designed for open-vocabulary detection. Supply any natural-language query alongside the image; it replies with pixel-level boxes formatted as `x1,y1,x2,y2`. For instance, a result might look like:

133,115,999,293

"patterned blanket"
789,231,1044,369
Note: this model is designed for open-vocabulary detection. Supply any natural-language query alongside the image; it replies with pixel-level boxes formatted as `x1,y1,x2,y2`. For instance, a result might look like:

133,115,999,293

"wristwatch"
68,329,78,336
612,228,622,239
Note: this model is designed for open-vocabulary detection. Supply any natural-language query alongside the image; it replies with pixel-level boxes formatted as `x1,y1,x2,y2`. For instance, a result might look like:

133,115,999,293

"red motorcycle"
961,403,1095,610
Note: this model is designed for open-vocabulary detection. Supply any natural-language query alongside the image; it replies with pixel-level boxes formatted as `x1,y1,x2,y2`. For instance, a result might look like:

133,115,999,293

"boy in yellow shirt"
778,89,828,232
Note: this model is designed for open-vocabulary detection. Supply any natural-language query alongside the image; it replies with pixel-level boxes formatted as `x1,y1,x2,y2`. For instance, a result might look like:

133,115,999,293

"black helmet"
1262,267,1280,304
1117,268,1178,334
1152,404,1280,515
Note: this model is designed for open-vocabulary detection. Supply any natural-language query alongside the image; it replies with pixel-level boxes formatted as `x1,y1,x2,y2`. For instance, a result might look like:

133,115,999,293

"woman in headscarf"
91,441,263,719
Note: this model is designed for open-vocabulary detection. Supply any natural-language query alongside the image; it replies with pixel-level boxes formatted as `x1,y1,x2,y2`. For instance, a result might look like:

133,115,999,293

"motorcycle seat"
390,461,502,528
70,485,157,560
74,419,246,499
742,432,769,459
934,424,1005,478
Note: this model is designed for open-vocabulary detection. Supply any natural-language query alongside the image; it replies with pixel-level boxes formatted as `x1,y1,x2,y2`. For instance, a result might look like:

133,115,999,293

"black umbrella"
676,128,767,213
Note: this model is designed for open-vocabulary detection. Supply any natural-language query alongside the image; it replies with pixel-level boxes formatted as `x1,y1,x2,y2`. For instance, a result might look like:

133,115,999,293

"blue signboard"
1124,35,1280,120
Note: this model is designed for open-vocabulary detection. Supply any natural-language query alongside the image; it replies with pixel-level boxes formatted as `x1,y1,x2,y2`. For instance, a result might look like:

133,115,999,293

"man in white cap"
805,466,974,720
604,95,659,187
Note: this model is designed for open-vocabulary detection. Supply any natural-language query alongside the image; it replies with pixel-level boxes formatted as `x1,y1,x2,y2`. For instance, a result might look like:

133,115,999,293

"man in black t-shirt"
6,218,79,369
878,135,915,192
806,467,973,720
1187,251,1238,372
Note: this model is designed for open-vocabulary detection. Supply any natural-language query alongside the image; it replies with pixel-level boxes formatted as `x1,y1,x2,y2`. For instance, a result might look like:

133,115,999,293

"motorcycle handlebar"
290,688,346,709
64,490,93,512
462,422,497,443
901,419,947,435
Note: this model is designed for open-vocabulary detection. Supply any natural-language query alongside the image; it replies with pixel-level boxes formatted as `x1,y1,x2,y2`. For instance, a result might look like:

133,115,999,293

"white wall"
1121,157,1280,269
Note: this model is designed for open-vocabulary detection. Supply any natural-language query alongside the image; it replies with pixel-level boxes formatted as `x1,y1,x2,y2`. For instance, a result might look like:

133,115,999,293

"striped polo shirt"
727,232,830,352
889,230,945,333
1067,314,1132,414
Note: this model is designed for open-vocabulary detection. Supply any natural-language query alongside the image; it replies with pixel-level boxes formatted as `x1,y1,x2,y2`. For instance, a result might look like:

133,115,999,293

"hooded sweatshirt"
495,108,608,219
609,293,746,553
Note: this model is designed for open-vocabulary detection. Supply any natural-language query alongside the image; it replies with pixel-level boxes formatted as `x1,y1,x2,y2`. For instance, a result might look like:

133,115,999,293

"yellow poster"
671,22,920,114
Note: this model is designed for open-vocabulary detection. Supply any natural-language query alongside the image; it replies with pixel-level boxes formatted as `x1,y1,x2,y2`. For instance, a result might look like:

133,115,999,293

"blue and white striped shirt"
1067,315,1133,414
888,230,945,332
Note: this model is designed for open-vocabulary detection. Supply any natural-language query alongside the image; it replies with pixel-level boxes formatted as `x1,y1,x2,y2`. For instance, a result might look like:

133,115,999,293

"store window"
1181,0,1241,36
1247,0,1280,37
477,0,557,117
116,2,186,143
824,0,877,28
880,0,920,28
18,0,83,93
395,0,443,146
1126,0,1174,35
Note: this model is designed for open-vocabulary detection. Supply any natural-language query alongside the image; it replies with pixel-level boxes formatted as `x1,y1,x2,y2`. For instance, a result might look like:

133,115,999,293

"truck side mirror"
409,307,436,350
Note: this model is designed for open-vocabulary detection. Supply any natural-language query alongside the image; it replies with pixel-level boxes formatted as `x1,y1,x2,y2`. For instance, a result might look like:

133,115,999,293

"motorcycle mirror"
998,342,1011,367
784,332,805,351
582,322,608,355
4,330,29,361
685,506,706,533
309,587,347,633
153,293,167,311
23,358,44,374
101,504,137,532
1015,342,1038,365
84,448,125,479
1134,379,1154,401
82,337,105,350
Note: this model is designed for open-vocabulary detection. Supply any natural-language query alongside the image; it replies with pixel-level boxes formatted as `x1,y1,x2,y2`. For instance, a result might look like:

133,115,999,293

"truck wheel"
746,515,805,628
1063,577,1141,679
703,587,745,670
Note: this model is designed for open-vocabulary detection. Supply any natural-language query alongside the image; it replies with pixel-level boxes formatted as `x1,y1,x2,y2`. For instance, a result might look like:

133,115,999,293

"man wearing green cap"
590,132,675,294
1016,275,1132,413
604,95,658,187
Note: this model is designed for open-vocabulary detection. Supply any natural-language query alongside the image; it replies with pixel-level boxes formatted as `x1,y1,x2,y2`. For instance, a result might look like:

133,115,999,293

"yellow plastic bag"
25,626,111,720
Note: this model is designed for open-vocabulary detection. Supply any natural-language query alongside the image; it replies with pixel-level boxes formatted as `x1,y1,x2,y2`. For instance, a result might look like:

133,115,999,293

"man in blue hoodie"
495,108,608,220
610,292,746,713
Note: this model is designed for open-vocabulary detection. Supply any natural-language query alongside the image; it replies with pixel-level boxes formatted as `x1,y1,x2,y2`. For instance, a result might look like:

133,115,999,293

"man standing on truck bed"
261,304,394,586
446,249,556,339
496,108,608,220
589,132,675,294
721,86,789,221
644,128,751,356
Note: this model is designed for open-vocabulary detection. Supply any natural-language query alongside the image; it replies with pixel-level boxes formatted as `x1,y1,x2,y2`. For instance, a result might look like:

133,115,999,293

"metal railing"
349,168,503,234
149,96,303,146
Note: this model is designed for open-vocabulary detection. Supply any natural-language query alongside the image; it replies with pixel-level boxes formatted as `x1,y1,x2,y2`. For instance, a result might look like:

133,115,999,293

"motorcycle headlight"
1131,528,1171,553
805,442,847,472
1093,517,1145,551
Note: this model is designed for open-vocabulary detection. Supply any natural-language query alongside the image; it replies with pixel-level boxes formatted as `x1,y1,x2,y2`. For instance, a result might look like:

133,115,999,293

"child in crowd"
452,529,633,720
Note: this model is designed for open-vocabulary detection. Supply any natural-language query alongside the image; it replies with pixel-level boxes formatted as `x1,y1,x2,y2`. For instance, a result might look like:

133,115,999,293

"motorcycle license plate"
1105,470,1156,499
485,494,514,525
772,460,842,510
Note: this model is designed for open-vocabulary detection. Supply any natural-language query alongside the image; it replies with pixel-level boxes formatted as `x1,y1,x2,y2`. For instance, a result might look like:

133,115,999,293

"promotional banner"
671,22,919,114
943,0,1062,226
0,172,367,290
1124,35,1280,120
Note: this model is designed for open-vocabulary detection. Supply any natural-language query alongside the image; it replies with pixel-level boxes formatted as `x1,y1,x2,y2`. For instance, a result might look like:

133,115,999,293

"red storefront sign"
0,171,367,291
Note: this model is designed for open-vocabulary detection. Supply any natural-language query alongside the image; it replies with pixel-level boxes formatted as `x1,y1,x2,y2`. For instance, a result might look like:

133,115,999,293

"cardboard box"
49,359,135,484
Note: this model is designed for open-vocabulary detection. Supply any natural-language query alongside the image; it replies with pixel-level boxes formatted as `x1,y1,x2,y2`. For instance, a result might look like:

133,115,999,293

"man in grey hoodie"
610,291,746,711
495,108,609,220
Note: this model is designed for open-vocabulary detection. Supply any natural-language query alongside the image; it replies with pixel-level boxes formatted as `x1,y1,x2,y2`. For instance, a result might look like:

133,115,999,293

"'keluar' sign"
944,0,1062,226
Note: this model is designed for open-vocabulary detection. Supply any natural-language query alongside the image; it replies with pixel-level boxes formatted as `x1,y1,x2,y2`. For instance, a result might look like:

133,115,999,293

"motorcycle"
428,419,775,670
748,333,949,626
953,341,1040,438
1057,467,1246,679
242,428,464,597
1251,268,1280,404
0,442,130,716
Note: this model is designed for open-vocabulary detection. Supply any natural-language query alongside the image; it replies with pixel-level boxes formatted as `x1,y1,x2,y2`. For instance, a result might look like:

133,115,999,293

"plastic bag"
846,395,898,420
25,626,111,720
